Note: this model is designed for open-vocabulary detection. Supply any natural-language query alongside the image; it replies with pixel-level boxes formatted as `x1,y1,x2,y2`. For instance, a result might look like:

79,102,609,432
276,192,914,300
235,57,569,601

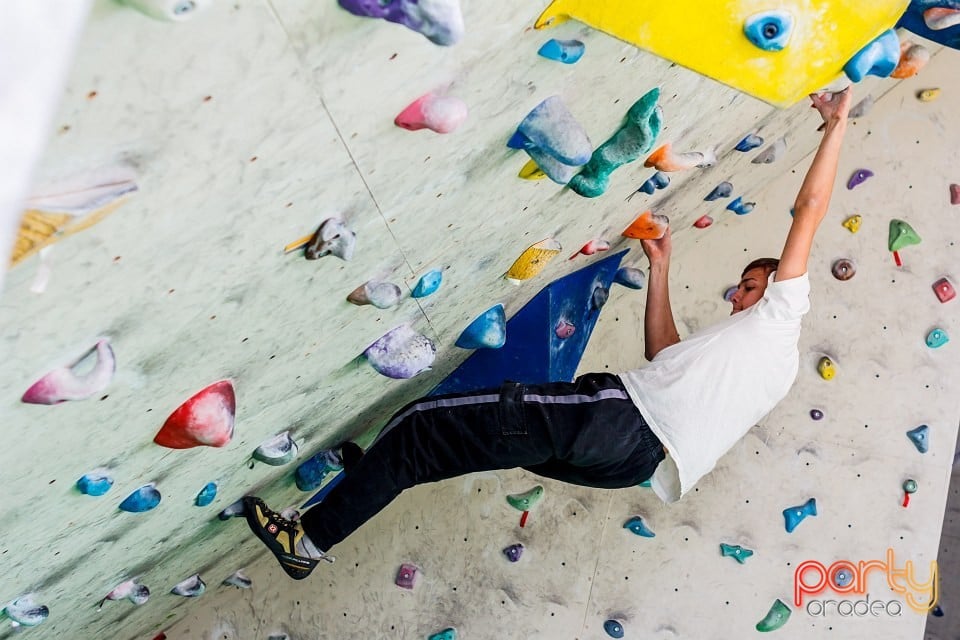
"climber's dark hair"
741,257,780,278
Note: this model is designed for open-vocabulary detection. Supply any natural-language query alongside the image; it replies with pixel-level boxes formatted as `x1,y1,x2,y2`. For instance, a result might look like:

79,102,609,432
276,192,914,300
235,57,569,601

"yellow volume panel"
535,0,910,107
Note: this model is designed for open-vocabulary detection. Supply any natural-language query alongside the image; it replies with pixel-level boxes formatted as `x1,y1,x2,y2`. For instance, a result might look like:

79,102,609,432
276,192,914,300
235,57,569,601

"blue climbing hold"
456,304,507,349
735,134,764,152
638,171,670,195
428,628,457,640
727,196,755,215
932,604,944,617
783,498,817,533
623,515,655,537
77,470,113,496
832,567,854,588
538,38,585,64
412,269,443,298
844,29,900,82
295,449,344,491
743,10,794,51
705,181,733,201
603,619,625,639
907,425,929,453
195,482,218,507
614,267,646,290
119,483,161,513
508,96,592,184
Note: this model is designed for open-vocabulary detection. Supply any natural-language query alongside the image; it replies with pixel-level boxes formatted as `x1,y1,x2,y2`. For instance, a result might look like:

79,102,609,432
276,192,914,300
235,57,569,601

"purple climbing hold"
810,409,824,421
338,0,464,46
847,168,874,190
503,543,524,562
395,563,419,589
364,325,436,379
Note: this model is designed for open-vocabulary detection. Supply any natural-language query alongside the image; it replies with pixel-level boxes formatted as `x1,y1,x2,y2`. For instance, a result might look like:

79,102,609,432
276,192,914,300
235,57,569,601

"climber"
241,89,852,580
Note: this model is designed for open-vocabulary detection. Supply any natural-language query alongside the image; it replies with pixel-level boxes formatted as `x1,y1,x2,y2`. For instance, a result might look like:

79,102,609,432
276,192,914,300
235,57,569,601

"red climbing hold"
951,184,960,205
933,277,956,303
154,380,236,449
693,215,713,229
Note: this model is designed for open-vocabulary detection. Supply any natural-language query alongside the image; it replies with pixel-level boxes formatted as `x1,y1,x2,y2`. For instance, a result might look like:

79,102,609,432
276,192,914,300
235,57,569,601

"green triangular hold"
506,485,544,511
888,219,921,252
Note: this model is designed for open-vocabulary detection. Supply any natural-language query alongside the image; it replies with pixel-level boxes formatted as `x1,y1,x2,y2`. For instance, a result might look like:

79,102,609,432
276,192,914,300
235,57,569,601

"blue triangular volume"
303,249,629,510
431,249,628,395
507,130,531,149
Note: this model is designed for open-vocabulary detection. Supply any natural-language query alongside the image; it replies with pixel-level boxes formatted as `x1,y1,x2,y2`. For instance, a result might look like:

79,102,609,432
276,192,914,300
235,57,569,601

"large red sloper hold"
154,380,236,449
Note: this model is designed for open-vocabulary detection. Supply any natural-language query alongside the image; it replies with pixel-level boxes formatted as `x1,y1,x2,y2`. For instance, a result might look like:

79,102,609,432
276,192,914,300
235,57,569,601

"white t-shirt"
619,272,810,503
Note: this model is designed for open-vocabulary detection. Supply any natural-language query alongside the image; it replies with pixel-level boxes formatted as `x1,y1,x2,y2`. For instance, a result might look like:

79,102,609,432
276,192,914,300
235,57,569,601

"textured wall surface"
1,2,958,640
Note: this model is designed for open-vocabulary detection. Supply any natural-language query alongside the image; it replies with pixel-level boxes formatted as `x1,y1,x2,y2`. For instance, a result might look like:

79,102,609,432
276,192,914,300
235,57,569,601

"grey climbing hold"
613,267,646,290
170,574,205,597
347,280,402,309
222,570,252,589
252,431,298,466
705,181,733,201
752,137,786,164
305,217,356,261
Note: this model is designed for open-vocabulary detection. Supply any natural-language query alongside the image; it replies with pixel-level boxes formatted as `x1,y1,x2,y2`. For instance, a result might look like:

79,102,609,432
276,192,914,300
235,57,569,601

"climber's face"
730,267,769,314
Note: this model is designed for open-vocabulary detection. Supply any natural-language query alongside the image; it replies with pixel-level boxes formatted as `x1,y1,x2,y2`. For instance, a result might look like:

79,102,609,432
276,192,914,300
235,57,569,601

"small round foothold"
817,356,836,381
832,568,854,588
903,479,918,494
810,409,824,421
917,88,941,102
831,258,856,281
603,619,625,639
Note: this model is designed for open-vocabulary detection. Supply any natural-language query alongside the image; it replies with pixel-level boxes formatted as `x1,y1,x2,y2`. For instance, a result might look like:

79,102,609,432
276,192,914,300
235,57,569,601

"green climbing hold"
569,87,662,198
720,543,754,564
506,485,544,511
428,627,457,640
756,598,791,632
888,219,921,252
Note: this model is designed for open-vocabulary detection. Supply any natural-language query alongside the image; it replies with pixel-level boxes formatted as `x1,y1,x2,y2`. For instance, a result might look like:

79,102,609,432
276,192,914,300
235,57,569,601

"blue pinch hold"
77,469,114,496
720,542,755,564
538,38,585,64
195,482,217,507
705,181,733,201
119,483,161,513
727,196,755,215
613,267,646,290
844,29,900,82
623,515,655,537
603,619,625,639
295,449,344,491
456,304,507,349
743,10,794,51
783,497,817,533
412,269,443,298
907,425,929,453
926,328,949,349
735,134,764,152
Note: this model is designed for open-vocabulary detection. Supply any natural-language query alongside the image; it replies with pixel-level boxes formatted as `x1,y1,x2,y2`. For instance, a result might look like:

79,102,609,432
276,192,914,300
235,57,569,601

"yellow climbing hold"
842,215,862,233
506,238,562,283
917,88,941,102
518,159,547,181
817,356,836,381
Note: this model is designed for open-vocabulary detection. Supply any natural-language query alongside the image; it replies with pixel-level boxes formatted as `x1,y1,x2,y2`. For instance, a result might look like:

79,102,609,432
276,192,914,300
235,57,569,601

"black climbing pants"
300,372,665,552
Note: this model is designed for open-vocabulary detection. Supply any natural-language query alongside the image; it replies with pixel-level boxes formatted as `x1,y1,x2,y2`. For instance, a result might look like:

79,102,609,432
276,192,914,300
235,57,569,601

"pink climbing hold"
693,215,713,229
154,380,236,449
933,277,956,303
569,239,610,260
950,184,960,205
395,563,419,590
555,319,576,339
395,94,468,134
22,339,116,405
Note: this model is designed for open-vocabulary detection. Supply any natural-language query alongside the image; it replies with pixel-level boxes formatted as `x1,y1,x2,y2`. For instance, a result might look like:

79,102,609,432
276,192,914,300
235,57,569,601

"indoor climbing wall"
1,1,958,639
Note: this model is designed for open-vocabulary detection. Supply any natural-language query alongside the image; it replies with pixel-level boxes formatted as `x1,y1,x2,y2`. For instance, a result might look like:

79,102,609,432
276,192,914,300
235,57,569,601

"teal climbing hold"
538,38,585,64
720,543,754,564
623,515,655,537
888,219,921,252
756,598,792,632
569,87,662,198
412,269,443,298
638,479,652,488
903,478,918,494
2,596,49,627
195,482,217,507
296,449,344,491
119,483,161,513
507,485,543,511
783,498,816,533
456,304,507,349
926,328,949,349
907,425,929,453
428,627,457,640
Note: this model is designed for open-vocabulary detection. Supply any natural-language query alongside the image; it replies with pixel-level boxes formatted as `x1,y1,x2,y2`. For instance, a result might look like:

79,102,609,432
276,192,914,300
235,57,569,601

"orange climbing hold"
643,142,714,172
622,211,669,240
891,41,930,79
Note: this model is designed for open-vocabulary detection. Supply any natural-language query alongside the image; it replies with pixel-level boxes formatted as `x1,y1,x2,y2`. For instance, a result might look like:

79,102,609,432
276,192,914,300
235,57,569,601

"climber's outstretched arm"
640,227,680,361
